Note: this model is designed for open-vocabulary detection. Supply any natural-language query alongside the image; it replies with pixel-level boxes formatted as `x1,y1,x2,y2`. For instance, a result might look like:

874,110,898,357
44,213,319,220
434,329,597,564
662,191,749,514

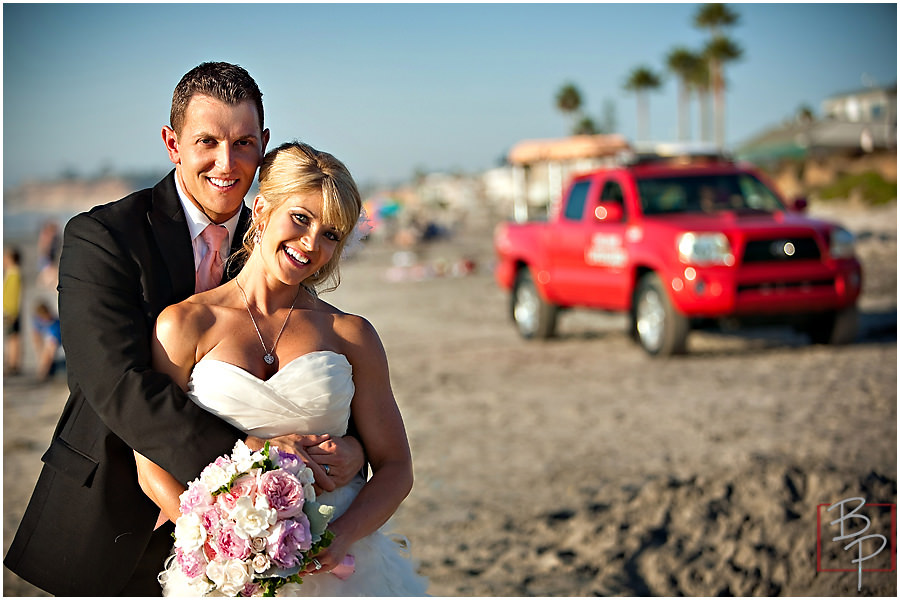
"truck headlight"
829,227,856,259
677,232,735,266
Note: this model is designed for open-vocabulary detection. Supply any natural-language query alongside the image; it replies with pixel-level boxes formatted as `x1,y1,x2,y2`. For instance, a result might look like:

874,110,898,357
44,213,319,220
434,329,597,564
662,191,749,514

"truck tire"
512,268,558,339
801,306,859,345
633,272,690,356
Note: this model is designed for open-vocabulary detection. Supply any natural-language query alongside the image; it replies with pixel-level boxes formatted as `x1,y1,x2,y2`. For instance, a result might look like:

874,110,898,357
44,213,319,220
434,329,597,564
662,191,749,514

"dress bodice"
188,350,362,517
164,350,430,596
188,350,354,439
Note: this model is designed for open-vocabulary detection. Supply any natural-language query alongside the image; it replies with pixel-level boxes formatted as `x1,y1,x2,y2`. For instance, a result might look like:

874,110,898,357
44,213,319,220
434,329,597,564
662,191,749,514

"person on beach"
136,141,428,596
30,301,63,381
3,246,23,376
4,62,365,596
36,220,61,290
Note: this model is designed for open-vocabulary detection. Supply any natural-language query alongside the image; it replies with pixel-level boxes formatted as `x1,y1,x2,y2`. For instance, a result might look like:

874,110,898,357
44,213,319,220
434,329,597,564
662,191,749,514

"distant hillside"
4,172,167,215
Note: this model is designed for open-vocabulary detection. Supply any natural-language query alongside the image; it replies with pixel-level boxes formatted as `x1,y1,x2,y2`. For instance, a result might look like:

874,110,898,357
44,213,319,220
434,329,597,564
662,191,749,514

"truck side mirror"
791,197,808,212
594,202,624,222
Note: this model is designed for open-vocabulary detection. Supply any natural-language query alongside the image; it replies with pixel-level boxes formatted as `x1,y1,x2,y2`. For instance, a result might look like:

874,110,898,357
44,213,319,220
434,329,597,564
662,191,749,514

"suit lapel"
148,172,253,294
148,171,195,302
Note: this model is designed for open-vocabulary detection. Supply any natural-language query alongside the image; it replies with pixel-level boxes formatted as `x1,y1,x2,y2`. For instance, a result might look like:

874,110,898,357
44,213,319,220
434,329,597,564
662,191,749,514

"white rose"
250,536,268,553
303,482,316,503
251,552,271,573
232,440,265,472
200,462,237,491
173,512,207,552
298,467,315,486
206,558,252,596
230,495,276,539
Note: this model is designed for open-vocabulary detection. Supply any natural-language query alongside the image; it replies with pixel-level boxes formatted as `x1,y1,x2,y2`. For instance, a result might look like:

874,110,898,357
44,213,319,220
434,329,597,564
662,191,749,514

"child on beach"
31,301,63,381
4,247,23,376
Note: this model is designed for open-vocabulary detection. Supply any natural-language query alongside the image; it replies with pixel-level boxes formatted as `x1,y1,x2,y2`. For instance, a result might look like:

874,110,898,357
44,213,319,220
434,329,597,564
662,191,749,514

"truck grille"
742,236,820,263
737,278,835,294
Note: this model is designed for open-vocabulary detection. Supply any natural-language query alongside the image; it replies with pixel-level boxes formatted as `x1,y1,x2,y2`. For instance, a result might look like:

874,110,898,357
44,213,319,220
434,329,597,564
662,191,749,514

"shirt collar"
174,172,242,244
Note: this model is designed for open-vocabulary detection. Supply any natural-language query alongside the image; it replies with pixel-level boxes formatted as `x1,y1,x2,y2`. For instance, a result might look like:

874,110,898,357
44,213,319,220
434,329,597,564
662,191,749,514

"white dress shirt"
173,174,243,270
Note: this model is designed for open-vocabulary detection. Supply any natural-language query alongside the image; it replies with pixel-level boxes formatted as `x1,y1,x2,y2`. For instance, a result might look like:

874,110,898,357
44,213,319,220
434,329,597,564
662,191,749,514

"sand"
3,199,896,596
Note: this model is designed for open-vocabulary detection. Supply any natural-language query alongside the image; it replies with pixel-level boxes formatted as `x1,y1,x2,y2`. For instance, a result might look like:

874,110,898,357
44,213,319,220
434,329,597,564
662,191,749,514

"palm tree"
704,35,742,148
694,3,742,148
694,2,739,35
555,83,583,135
599,98,618,135
687,56,712,143
573,115,598,136
665,47,702,141
624,66,661,142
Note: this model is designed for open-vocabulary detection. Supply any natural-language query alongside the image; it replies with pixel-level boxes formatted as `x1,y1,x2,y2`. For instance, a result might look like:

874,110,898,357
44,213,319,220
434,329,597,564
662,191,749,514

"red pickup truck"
493,153,863,355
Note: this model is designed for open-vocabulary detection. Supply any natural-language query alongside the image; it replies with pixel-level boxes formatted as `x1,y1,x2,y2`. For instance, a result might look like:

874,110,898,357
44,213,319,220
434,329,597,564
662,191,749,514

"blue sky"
3,2,897,190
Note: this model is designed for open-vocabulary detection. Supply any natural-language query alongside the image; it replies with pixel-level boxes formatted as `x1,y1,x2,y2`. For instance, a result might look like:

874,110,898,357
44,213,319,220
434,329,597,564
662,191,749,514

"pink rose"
176,547,208,579
180,481,213,515
201,505,224,535
266,516,312,568
215,521,251,560
258,469,305,519
216,474,258,513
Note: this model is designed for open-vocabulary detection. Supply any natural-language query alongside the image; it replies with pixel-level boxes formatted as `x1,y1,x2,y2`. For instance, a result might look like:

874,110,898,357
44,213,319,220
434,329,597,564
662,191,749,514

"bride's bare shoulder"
155,294,220,348
159,295,216,325
309,296,382,349
331,310,381,347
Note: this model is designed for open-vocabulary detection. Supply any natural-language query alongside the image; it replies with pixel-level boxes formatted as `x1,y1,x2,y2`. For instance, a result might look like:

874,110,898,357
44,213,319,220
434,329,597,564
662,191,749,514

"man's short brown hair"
170,62,264,134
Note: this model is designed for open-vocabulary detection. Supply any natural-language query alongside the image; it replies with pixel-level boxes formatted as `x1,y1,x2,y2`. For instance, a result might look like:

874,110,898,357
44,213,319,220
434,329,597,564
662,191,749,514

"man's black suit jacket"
4,171,250,596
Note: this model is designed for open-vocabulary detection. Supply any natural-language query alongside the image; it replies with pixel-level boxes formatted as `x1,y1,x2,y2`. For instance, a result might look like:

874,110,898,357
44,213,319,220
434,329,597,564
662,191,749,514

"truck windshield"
636,173,786,215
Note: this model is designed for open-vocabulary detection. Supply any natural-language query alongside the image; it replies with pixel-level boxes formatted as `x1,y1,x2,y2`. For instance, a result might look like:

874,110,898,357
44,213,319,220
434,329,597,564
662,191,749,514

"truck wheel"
633,273,689,356
802,306,859,345
512,268,558,339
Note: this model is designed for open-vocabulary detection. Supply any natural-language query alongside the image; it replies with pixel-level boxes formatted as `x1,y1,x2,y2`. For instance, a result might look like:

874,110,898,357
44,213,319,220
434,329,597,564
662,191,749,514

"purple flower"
266,516,312,568
259,469,306,519
274,449,304,476
242,582,263,596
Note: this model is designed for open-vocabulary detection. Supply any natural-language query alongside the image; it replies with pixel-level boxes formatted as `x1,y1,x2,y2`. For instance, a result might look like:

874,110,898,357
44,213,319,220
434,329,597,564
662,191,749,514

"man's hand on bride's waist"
244,433,365,491
245,433,335,492
306,434,365,488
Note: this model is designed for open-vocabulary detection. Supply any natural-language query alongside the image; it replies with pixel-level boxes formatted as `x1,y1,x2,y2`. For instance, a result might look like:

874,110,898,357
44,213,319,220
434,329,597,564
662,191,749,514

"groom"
4,62,364,596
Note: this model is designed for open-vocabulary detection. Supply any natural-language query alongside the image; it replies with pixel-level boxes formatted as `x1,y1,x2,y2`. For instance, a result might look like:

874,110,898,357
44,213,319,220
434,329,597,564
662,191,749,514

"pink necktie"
195,224,228,293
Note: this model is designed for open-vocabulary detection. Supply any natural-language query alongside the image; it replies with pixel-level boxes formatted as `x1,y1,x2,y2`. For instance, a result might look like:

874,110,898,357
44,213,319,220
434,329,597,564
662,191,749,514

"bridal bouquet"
165,440,335,596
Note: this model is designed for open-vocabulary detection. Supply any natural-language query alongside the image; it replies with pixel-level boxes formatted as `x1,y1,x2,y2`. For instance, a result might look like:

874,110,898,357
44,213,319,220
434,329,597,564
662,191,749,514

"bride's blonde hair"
236,141,362,292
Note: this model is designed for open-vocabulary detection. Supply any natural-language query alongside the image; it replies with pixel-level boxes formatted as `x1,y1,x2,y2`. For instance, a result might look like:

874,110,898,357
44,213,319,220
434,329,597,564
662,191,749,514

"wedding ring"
313,559,322,571
323,464,331,475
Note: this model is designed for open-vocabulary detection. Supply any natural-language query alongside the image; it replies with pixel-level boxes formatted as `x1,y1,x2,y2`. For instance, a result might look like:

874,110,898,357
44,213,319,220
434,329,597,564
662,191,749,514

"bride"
133,141,428,595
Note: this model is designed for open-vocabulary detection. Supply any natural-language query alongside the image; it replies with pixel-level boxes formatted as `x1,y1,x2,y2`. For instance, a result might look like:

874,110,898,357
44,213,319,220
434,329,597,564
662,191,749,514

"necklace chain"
236,280,302,365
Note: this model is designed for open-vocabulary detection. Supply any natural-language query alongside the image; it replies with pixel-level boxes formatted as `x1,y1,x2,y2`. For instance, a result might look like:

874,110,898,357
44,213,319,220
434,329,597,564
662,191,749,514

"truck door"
547,178,594,305
580,178,631,310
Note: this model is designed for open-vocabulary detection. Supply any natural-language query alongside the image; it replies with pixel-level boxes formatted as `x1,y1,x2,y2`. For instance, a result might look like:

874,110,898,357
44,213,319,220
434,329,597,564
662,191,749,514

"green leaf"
303,500,335,541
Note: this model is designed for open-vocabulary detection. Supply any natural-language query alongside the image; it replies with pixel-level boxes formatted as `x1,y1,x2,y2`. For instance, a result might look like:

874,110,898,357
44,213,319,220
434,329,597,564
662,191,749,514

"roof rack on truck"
617,141,732,166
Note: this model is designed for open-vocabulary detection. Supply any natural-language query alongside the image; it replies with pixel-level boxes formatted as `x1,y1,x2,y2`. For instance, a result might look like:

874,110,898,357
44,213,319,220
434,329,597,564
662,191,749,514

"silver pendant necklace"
236,280,302,365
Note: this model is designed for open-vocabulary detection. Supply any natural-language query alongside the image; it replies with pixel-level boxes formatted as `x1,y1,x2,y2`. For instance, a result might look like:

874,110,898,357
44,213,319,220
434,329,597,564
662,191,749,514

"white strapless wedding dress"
160,351,429,596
